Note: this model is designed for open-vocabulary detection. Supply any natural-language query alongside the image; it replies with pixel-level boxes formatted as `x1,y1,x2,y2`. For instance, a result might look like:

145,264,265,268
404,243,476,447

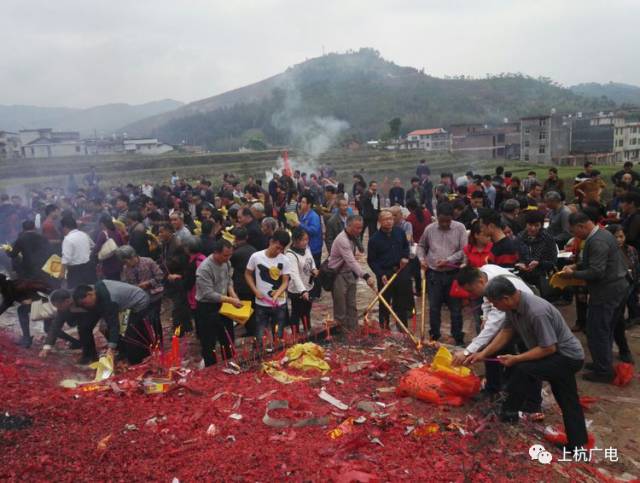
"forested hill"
123,48,616,151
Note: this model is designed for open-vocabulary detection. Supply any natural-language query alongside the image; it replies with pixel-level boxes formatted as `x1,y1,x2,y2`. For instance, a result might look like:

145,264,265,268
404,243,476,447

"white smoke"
271,78,349,161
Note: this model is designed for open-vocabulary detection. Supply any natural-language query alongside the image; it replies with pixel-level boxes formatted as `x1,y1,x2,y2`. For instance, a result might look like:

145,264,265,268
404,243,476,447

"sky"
2,0,639,108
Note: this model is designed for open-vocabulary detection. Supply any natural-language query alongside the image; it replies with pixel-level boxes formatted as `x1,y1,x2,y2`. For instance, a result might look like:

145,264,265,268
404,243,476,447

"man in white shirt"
60,215,95,289
245,230,291,349
453,265,537,403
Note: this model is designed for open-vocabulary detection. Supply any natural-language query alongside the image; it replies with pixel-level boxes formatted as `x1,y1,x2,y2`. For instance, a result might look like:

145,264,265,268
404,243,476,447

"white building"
20,129,85,158
404,128,451,151
0,131,21,159
123,138,173,155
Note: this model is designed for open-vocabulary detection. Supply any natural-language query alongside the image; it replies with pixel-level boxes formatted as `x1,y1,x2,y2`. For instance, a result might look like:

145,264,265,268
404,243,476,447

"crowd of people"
0,158,638,453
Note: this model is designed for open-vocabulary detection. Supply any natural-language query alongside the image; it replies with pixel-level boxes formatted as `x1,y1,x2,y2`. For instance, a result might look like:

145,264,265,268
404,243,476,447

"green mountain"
570,82,640,107
0,99,184,137
123,48,616,152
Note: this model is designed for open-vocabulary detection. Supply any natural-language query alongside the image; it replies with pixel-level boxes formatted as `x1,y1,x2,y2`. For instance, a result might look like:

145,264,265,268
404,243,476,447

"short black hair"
291,226,308,242
584,161,593,168
620,192,640,207
60,215,77,230
271,229,291,247
495,166,504,175
471,190,484,200
485,276,517,299
22,220,35,231
240,207,253,218
524,210,545,225
457,266,483,287
232,226,248,241
45,204,59,217
624,161,634,168
549,167,558,174
72,285,94,305
479,209,501,228
300,193,315,206
213,239,233,253
50,289,71,304
437,202,454,217
411,177,420,183
568,212,591,226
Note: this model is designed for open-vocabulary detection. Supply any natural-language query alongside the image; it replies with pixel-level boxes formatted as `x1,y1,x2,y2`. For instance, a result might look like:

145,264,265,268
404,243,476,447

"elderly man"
169,212,192,243
545,191,572,247
328,215,376,330
560,212,631,380
468,276,587,452
418,202,467,345
390,205,412,243
454,265,535,400
261,217,277,241
388,178,405,207
196,239,242,366
238,207,267,251
325,198,351,253
368,210,410,329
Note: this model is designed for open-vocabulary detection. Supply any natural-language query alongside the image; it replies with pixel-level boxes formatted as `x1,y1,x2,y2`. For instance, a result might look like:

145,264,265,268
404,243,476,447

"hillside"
0,99,183,136
124,48,616,152
570,82,640,107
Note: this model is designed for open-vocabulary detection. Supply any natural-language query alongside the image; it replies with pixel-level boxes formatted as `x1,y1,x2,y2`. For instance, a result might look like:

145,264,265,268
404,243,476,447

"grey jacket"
195,256,233,304
325,213,346,252
574,228,628,304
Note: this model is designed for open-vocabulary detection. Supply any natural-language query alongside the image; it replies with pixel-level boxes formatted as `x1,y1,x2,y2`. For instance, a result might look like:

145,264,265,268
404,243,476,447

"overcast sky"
2,0,639,108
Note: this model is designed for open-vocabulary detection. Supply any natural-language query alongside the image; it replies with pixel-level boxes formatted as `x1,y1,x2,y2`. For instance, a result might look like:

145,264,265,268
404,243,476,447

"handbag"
98,232,118,261
318,259,339,292
30,298,57,321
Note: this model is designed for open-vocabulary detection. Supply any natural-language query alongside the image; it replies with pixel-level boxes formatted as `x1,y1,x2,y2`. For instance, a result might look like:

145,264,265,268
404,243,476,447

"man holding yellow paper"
195,239,243,367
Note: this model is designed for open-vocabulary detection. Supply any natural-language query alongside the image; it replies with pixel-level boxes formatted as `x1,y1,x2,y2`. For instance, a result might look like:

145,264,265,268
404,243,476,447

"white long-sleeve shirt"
465,265,533,353
286,248,316,294
61,229,94,266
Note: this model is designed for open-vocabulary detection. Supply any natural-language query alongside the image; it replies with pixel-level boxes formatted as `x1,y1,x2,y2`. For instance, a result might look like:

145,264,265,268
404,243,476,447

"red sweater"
407,209,433,243
463,242,494,268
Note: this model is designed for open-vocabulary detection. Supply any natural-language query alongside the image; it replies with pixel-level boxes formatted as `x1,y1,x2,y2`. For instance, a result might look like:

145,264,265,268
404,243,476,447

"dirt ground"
1,272,639,480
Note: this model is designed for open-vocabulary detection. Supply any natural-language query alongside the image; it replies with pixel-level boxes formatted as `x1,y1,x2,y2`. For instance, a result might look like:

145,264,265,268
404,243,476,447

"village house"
404,128,451,151
520,115,571,163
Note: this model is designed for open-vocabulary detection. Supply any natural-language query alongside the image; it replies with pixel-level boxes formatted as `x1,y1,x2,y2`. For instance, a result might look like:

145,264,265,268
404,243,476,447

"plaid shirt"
121,256,164,300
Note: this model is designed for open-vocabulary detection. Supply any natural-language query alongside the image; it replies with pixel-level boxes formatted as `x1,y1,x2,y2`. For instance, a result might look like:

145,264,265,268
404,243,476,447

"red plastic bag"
449,279,470,299
612,362,634,387
396,366,481,406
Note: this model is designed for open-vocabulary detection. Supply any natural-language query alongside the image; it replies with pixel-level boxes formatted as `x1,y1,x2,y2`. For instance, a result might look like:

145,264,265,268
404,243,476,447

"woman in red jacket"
463,221,494,333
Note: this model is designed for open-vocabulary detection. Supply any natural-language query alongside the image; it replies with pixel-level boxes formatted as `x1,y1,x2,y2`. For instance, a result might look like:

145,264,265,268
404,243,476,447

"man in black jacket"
458,191,484,229
367,210,411,328
388,178,405,207
325,198,350,253
560,212,631,381
10,220,53,281
238,207,267,251
230,227,257,336
360,181,381,240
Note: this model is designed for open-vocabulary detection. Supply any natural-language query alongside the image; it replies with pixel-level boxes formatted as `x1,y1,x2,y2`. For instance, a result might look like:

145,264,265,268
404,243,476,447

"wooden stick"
362,265,406,317
376,290,420,347
420,268,427,344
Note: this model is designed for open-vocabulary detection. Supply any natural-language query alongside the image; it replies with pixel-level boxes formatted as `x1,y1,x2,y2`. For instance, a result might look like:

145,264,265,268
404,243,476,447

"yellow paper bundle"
42,254,63,278
262,361,308,384
284,211,299,225
549,272,586,290
286,343,330,373
431,346,471,377
219,301,253,324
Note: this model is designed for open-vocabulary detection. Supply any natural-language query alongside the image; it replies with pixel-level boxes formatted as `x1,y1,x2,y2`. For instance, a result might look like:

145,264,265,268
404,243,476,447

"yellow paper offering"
549,272,586,290
219,301,253,324
286,343,330,373
284,211,299,225
431,346,471,377
221,229,236,244
42,254,63,279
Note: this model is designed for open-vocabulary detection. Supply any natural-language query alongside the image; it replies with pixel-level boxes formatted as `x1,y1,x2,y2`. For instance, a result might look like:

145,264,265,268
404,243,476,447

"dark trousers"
17,304,31,340
254,304,287,347
310,252,322,298
148,299,163,345
427,270,463,343
377,268,412,329
76,312,103,360
289,293,312,331
120,309,152,365
236,290,256,337
504,354,587,449
196,302,234,367
42,318,79,346
170,288,193,334
364,218,377,240
586,297,624,376
67,261,96,289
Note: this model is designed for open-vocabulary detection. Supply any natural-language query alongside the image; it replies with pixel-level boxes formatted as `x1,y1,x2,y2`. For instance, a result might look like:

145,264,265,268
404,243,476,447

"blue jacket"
299,209,323,255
